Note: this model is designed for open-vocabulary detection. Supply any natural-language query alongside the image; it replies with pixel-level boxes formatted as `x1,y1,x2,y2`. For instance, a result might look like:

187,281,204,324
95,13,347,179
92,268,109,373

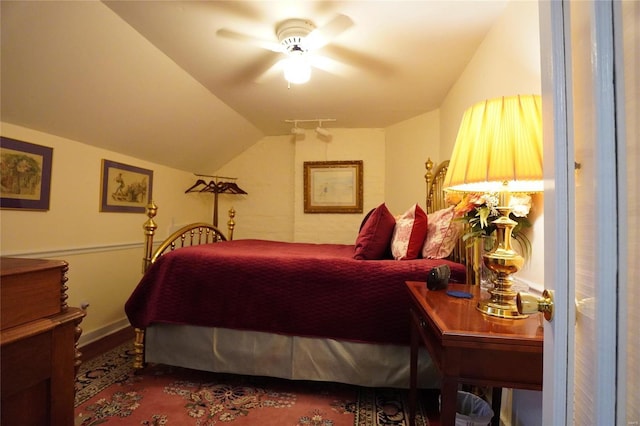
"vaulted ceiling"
1,1,507,174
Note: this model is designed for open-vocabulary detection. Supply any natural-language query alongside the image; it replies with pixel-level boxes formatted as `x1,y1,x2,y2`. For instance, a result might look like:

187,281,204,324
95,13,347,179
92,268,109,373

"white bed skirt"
145,323,440,389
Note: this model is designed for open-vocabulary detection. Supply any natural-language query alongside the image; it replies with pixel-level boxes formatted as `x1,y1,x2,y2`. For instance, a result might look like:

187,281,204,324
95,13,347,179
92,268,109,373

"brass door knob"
516,289,554,321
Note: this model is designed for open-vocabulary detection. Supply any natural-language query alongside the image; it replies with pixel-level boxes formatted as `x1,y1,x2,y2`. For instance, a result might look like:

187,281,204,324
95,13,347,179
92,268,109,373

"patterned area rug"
75,342,435,426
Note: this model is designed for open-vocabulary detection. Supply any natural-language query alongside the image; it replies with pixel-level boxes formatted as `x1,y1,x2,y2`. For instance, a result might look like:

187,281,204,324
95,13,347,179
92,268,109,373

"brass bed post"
142,201,158,273
425,158,435,212
135,201,157,371
133,327,146,370
227,207,236,241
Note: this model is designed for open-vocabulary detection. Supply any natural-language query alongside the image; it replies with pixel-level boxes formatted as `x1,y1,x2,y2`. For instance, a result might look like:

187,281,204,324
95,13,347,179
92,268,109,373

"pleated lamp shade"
443,95,544,193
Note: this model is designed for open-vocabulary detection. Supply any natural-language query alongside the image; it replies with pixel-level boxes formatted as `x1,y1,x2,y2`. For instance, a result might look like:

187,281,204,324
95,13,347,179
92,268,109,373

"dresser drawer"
1,258,67,329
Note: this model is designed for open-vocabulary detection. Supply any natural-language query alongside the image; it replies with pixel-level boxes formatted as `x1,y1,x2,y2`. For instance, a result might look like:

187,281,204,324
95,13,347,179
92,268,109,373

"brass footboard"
134,202,235,370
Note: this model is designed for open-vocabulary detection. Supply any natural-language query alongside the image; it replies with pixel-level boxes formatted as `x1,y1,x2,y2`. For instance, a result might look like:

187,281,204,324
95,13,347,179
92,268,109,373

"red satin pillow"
353,203,396,260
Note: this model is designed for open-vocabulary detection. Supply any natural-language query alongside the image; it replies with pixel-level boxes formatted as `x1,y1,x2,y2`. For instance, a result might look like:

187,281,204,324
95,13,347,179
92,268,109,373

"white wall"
0,122,210,343
210,135,295,242
439,0,543,287
439,1,542,155
385,110,441,215
216,124,446,245
216,128,387,245
293,128,386,244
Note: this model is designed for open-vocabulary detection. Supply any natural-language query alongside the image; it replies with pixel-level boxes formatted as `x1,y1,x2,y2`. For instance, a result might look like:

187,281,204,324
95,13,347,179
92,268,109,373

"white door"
540,1,638,424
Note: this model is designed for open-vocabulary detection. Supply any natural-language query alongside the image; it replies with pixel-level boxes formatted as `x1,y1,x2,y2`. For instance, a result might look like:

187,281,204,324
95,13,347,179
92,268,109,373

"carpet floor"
74,342,439,426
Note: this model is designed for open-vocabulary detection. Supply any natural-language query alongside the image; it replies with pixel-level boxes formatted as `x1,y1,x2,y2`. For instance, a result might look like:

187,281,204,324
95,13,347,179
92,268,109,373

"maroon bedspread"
125,239,465,346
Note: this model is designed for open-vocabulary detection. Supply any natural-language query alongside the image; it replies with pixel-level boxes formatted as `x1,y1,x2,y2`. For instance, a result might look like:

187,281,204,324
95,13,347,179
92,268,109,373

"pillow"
422,206,463,259
390,204,428,260
359,208,376,232
353,203,396,260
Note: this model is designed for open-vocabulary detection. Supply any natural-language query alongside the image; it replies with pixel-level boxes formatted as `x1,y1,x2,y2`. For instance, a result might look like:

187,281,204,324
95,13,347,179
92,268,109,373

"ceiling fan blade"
254,58,286,84
303,14,354,51
224,51,284,85
309,55,355,77
322,44,396,78
216,28,284,53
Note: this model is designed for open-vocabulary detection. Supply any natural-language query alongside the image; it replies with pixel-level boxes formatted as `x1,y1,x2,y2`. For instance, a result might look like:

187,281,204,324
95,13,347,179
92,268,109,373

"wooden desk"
406,281,543,426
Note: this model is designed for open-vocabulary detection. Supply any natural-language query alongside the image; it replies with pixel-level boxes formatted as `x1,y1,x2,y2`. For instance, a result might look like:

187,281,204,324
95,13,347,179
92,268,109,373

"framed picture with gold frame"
303,160,363,213
100,159,153,213
0,137,53,211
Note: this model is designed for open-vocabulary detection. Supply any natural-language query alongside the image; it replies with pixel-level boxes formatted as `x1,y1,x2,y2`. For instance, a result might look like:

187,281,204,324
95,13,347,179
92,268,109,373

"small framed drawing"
0,137,53,210
100,159,153,213
303,160,363,213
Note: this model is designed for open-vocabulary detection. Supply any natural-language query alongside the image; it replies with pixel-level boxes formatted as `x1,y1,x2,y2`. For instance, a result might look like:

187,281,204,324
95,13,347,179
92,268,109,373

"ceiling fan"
216,14,355,85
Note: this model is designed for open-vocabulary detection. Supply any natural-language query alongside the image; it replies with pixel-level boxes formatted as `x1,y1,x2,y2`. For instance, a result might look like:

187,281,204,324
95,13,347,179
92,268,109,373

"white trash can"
455,391,494,426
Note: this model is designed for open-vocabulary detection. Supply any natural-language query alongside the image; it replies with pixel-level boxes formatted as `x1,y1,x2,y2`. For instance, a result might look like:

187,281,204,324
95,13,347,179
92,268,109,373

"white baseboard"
78,317,131,347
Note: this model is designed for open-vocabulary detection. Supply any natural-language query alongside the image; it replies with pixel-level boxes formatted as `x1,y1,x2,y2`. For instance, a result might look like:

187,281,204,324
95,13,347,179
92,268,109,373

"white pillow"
422,206,463,259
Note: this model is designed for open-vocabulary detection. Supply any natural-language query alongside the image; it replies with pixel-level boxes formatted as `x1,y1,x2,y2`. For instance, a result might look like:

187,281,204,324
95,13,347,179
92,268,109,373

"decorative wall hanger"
185,175,247,227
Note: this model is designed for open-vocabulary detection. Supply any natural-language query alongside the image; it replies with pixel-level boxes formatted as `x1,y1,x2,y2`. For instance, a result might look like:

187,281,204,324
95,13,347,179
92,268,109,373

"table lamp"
443,95,543,318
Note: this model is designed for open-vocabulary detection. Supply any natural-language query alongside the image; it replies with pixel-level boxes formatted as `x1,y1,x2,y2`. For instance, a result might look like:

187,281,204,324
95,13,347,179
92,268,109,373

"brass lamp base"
476,207,529,319
477,298,528,319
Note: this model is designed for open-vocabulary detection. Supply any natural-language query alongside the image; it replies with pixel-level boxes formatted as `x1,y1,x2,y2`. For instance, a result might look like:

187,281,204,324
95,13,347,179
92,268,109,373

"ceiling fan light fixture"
283,52,311,84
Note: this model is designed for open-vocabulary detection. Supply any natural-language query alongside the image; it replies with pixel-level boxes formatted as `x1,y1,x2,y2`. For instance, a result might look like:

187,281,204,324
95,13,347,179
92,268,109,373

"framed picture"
100,159,153,213
303,160,363,213
0,137,53,210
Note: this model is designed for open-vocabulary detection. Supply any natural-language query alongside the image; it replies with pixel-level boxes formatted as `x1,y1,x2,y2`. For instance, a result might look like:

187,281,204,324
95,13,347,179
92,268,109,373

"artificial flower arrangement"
448,192,533,260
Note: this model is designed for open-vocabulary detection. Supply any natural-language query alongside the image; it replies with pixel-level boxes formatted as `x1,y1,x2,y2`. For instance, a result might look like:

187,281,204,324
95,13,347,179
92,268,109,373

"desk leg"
409,312,418,426
440,377,458,425
491,387,502,426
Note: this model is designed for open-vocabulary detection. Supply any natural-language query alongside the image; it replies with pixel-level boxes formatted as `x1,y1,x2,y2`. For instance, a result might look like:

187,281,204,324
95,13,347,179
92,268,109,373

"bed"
125,159,469,388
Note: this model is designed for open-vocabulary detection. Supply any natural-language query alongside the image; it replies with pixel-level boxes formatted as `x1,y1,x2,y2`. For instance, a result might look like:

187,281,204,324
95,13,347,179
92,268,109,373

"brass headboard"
141,202,235,273
424,158,470,277
425,158,450,215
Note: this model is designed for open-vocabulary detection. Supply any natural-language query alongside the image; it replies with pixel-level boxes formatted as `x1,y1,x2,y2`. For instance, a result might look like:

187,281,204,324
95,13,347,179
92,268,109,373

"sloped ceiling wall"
1,1,507,174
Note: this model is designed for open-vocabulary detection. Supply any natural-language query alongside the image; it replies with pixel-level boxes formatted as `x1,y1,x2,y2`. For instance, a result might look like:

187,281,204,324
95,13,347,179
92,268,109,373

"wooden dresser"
1,257,85,426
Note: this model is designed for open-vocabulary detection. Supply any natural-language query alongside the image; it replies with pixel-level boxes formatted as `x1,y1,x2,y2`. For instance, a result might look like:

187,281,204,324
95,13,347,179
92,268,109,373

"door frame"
540,0,621,423
539,1,573,424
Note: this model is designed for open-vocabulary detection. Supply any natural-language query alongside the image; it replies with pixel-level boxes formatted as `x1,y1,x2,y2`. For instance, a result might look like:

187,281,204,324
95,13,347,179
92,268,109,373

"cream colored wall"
439,0,543,288
212,135,295,241
216,128,386,245
293,128,385,244
0,122,210,343
440,1,542,156
385,110,441,215
216,121,445,245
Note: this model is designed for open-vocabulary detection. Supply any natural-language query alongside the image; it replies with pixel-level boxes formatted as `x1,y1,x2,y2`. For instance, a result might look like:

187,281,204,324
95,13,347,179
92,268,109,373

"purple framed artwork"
100,159,153,213
0,137,53,210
